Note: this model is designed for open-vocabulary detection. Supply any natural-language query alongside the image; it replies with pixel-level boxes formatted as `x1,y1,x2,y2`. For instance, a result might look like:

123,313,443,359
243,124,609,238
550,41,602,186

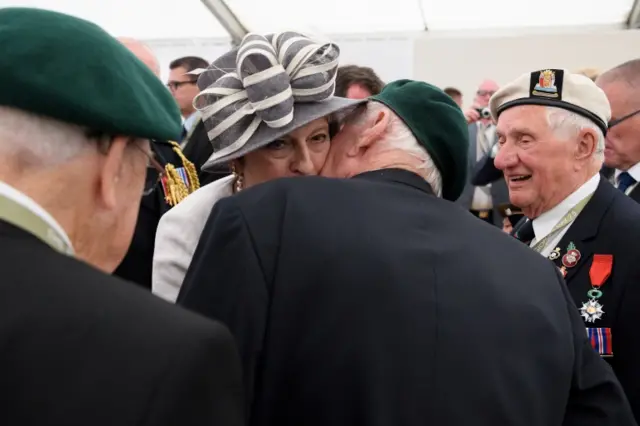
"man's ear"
575,128,597,164
347,108,391,157
98,136,129,210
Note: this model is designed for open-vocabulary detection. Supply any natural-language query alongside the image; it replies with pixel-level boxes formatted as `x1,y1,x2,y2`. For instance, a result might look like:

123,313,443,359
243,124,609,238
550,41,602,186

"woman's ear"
97,136,129,210
347,108,391,157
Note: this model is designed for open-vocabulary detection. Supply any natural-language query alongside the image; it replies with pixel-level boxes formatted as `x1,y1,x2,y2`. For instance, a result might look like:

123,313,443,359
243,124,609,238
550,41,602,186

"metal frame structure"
200,0,249,45
627,0,640,28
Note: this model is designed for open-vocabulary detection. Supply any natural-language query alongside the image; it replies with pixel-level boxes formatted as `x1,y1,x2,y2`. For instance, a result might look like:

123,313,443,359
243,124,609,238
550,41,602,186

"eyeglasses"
608,108,640,129
166,80,197,91
133,145,166,196
477,90,496,97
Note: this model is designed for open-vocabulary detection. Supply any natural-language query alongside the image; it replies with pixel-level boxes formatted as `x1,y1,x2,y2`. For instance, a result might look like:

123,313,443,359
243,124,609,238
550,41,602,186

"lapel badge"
559,266,567,278
548,247,561,261
561,242,581,268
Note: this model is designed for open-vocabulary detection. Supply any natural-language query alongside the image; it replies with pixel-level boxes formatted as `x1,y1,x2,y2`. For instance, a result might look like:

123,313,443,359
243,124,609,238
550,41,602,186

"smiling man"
492,68,640,420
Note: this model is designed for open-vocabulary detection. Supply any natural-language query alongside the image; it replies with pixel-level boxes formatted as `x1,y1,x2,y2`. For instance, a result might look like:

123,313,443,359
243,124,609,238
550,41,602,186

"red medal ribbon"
589,254,613,288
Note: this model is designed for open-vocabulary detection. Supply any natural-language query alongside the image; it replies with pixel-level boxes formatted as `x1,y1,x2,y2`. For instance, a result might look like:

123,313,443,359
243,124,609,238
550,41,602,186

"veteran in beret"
177,79,633,425
493,68,640,419
0,8,243,426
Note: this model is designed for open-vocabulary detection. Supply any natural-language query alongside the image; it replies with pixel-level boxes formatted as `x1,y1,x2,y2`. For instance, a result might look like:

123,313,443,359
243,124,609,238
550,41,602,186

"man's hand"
464,107,481,124
502,217,513,234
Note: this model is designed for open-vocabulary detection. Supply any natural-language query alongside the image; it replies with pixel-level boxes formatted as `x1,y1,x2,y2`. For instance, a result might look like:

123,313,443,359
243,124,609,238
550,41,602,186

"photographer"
456,79,510,226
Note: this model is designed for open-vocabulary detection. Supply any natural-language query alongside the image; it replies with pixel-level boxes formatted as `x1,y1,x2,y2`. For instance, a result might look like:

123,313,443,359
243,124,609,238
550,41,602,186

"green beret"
371,80,469,201
0,8,182,142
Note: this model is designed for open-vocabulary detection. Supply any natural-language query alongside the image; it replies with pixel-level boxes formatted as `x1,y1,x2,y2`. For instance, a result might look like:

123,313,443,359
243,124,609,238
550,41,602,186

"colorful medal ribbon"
580,254,613,323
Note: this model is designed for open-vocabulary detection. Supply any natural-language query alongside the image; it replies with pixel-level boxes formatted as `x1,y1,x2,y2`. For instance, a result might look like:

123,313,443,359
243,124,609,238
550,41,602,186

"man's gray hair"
0,106,92,169
353,102,443,197
545,106,605,164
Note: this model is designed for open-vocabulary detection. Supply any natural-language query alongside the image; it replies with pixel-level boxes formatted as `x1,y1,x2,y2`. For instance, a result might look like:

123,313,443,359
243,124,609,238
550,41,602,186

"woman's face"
239,117,331,188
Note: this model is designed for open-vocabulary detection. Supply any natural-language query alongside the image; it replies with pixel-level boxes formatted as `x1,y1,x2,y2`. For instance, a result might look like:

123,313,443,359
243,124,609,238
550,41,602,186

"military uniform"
181,119,231,186
114,139,200,289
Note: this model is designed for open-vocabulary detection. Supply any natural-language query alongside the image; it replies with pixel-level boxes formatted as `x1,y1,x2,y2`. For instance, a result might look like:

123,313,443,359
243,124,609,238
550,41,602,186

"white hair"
352,102,443,197
0,106,92,169
545,106,605,164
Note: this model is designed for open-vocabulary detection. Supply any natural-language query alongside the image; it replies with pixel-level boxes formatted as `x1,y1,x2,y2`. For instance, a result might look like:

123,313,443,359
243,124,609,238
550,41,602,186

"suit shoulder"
605,189,640,232
24,252,232,344
229,176,345,207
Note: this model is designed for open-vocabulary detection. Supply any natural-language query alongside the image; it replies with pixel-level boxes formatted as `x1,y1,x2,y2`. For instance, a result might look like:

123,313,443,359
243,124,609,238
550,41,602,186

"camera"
476,107,491,119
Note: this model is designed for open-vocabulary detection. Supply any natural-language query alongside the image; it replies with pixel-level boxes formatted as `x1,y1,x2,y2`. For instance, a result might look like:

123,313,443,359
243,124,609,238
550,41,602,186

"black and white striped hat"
190,31,366,170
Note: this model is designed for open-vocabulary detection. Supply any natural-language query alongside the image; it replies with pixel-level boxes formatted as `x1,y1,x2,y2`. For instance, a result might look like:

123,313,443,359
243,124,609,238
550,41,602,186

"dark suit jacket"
472,144,502,186
182,119,230,186
0,221,245,426
513,178,640,420
178,168,634,426
456,123,509,226
600,166,640,203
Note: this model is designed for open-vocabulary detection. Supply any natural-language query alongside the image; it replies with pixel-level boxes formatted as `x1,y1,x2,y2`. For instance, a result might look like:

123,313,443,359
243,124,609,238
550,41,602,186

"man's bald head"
598,59,640,89
117,37,161,77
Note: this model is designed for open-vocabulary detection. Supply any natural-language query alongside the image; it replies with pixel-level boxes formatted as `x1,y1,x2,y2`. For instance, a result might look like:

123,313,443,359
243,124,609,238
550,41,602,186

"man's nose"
493,144,515,170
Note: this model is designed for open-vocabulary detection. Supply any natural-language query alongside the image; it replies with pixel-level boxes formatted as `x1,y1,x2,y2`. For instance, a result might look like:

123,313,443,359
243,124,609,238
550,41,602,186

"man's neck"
0,173,81,248
182,108,196,119
524,172,598,219
353,151,425,178
616,160,640,172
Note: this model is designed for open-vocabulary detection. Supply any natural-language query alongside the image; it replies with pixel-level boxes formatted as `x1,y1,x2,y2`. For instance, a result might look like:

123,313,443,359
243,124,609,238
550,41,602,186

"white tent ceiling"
0,0,636,39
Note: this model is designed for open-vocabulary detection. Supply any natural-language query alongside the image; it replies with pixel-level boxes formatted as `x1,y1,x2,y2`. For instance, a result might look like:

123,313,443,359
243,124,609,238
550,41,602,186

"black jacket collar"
353,168,435,196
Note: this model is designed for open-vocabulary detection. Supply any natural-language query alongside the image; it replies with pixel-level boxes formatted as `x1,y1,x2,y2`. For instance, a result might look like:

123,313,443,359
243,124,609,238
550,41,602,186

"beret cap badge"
531,69,559,98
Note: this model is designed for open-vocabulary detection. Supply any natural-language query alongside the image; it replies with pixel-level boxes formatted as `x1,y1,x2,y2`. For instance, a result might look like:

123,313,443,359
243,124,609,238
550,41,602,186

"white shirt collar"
0,180,74,252
183,112,200,134
614,162,640,183
532,173,600,243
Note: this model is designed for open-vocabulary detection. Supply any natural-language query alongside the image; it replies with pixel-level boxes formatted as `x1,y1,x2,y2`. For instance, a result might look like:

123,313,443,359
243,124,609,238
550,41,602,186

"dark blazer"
178,169,634,426
0,221,244,426
182,119,230,186
456,123,509,226
600,166,640,203
513,178,640,420
471,143,502,186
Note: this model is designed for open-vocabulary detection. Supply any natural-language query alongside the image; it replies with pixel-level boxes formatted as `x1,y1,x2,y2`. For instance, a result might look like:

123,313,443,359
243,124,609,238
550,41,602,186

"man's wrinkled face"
320,109,366,178
494,105,582,218
596,80,640,171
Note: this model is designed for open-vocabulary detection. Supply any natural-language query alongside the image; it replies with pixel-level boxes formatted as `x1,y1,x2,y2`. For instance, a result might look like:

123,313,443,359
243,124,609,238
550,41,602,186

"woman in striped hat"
152,31,366,302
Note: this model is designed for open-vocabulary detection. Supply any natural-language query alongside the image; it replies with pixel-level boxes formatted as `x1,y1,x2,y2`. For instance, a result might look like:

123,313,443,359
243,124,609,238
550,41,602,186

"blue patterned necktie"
617,171,636,193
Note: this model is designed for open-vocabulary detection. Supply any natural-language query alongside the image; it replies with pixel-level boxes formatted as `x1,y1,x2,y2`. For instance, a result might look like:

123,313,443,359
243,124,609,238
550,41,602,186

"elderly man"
493,68,640,420
0,8,243,426
457,79,509,226
596,59,640,202
177,79,634,425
